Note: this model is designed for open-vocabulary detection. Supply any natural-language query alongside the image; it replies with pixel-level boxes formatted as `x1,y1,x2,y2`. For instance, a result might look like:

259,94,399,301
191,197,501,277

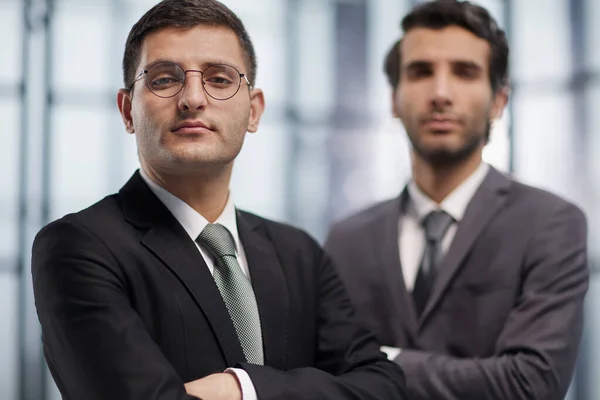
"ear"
489,85,509,121
247,88,265,133
117,89,135,134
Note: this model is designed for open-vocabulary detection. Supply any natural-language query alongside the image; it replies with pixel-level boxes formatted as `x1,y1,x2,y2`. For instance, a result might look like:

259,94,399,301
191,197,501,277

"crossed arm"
393,203,588,400
32,218,406,400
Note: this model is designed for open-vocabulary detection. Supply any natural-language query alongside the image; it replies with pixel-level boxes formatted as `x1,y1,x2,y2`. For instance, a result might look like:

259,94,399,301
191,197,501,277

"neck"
142,162,233,223
412,149,483,204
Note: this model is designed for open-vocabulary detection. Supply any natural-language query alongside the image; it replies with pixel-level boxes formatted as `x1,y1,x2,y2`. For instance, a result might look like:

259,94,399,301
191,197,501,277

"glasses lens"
202,65,241,100
146,62,185,97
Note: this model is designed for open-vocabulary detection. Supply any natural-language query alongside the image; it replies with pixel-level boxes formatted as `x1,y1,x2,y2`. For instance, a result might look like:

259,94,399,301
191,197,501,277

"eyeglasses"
129,61,251,100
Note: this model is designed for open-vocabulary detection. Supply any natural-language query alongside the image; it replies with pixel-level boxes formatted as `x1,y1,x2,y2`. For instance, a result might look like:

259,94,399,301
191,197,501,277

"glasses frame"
128,61,252,100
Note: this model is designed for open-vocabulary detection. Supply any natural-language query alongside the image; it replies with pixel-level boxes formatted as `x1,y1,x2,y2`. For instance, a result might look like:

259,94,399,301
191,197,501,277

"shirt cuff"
380,345,402,360
225,367,257,400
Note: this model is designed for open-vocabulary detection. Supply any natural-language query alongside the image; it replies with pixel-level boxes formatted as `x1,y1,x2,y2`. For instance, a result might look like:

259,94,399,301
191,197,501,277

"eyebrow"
404,60,431,70
452,60,483,70
142,58,245,72
404,59,483,70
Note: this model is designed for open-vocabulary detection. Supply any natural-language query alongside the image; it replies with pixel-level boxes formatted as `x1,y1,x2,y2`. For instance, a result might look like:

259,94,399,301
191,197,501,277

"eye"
454,63,481,80
203,64,241,88
151,76,180,86
409,68,431,79
146,62,185,89
405,63,433,80
205,76,234,86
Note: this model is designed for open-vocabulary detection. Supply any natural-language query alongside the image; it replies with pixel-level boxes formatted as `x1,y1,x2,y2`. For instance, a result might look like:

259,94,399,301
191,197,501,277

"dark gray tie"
412,210,454,317
196,223,264,364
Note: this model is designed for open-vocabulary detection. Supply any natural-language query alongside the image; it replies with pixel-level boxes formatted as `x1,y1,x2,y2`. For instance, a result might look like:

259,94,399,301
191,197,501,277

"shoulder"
327,197,399,241
31,195,129,286
34,194,124,250
508,178,586,225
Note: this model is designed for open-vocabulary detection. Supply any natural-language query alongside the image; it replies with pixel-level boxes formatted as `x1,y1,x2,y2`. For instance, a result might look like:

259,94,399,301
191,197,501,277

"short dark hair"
122,0,257,89
384,0,509,93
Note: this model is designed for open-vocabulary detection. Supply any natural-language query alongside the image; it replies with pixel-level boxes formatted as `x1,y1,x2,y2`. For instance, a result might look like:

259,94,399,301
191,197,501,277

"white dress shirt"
399,162,490,291
140,168,257,400
381,163,489,360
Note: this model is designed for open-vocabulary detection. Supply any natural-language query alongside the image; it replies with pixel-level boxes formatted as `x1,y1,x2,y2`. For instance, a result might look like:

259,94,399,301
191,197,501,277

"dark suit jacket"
32,171,406,400
324,166,588,400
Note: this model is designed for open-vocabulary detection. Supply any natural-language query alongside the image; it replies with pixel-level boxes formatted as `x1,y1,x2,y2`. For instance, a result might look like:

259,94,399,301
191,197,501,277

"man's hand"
185,372,242,400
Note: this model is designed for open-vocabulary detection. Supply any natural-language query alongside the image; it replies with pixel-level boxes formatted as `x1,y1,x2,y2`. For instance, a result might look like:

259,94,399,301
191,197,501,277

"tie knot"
196,223,236,258
422,210,454,242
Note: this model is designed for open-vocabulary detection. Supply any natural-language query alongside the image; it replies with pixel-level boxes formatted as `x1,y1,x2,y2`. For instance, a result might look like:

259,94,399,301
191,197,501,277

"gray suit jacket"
324,167,589,400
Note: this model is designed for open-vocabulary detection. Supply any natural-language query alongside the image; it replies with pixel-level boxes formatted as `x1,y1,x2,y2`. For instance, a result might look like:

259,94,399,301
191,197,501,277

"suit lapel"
372,189,419,343
119,171,246,366
236,210,288,370
419,167,512,326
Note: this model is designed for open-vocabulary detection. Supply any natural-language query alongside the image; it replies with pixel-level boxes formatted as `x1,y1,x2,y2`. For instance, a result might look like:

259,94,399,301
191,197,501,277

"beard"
408,121,491,168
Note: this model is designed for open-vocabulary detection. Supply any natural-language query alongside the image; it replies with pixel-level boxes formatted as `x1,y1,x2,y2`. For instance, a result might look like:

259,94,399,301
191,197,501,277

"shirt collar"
139,168,241,251
407,162,490,222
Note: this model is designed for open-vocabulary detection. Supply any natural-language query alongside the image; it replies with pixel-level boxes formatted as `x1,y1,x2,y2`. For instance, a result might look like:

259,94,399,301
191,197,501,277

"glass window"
123,0,160,9
511,0,572,83
511,90,580,204
50,106,113,220
582,273,600,398
231,123,289,222
585,0,600,70
52,2,112,92
367,0,412,117
0,99,20,272
110,122,141,193
586,84,600,257
0,1,22,84
368,124,412,205
292,0,335,117
0,273,19,400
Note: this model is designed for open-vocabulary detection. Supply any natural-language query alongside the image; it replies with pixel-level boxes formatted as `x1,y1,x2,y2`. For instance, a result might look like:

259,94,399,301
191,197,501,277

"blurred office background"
0,0,598,398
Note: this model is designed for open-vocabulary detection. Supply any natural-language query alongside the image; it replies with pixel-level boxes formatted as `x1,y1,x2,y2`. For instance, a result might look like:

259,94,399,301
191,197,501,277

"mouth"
422,118,460,132
171,120,214,135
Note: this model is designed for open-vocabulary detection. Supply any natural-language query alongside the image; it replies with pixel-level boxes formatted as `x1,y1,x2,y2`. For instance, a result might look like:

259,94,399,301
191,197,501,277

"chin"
414,138,471,160
174,151,237,167
412,130,481,159
422,145,479,165
420,132,462,145
158,140,240,165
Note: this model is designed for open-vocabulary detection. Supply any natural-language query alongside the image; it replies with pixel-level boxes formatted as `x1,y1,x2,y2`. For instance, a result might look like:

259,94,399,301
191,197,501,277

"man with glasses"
31,1,406,399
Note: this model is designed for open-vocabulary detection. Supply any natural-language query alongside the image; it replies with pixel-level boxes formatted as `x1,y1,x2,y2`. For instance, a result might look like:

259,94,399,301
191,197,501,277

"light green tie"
196,223,264,364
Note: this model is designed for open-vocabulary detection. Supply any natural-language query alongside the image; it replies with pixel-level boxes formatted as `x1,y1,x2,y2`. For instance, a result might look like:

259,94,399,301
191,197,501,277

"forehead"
139,25,246,69
400,26,490,67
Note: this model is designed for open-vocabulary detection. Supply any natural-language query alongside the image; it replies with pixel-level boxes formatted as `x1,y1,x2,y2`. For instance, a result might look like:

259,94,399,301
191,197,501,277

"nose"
430,71,452,110
177,72,208,111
